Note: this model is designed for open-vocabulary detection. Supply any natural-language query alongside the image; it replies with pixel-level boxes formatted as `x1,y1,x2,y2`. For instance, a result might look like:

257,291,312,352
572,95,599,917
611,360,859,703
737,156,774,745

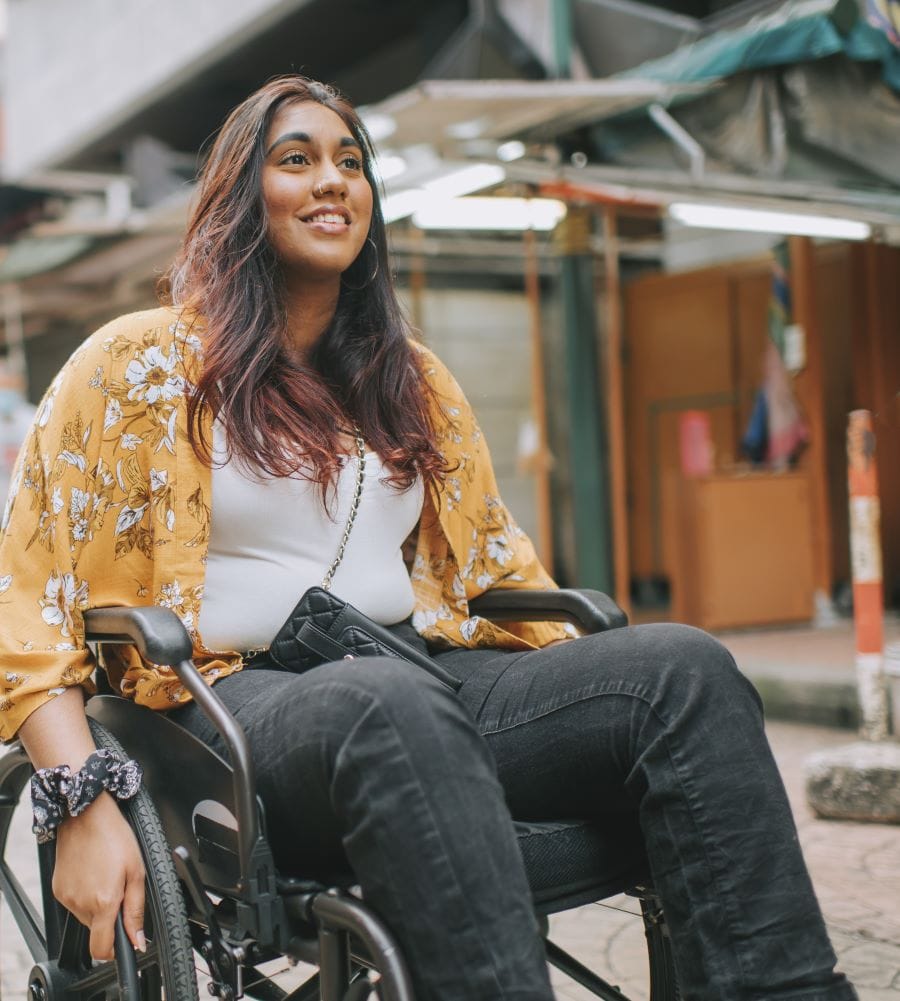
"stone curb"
748,674,860,731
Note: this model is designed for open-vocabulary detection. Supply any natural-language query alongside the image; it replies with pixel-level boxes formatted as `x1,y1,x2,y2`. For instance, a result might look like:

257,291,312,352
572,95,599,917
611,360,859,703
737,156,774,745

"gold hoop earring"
341,237,379,291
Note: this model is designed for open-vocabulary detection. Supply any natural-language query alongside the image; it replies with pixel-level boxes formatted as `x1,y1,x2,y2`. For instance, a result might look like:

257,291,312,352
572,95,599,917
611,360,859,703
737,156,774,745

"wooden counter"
673,472,816,631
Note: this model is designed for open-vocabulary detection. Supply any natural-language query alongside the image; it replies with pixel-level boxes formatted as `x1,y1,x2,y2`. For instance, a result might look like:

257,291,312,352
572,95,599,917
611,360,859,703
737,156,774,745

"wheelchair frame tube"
170,657,262,878
311,891,414,1001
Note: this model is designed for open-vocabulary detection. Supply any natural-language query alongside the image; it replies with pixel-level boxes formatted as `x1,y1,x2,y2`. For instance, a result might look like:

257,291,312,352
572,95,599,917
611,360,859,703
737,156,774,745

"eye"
279,150,309,166
340,154,364,171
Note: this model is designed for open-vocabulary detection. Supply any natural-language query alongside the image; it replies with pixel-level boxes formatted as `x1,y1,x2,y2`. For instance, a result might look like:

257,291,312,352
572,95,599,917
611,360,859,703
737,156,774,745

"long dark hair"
163,75,447,499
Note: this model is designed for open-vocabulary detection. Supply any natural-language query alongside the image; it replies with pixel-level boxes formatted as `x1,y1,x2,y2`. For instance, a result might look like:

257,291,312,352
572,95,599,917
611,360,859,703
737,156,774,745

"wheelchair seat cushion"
514,817,649,914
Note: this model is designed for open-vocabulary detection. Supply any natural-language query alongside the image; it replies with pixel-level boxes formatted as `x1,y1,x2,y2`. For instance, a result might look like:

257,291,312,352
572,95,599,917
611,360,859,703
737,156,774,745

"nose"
313,164,348,198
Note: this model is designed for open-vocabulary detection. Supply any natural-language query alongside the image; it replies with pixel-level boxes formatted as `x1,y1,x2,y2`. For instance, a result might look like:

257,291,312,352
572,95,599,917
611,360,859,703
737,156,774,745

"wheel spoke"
57,909,91,973
241,964,292,1000
140,961,162,999
0,859,47,961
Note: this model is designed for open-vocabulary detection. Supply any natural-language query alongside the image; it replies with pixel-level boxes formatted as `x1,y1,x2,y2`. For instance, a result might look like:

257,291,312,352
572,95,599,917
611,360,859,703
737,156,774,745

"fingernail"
136,930,147,953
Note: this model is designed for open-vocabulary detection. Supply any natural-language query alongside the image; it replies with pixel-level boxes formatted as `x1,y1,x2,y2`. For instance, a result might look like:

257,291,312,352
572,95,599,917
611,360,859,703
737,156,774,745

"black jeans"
175,623,856,1001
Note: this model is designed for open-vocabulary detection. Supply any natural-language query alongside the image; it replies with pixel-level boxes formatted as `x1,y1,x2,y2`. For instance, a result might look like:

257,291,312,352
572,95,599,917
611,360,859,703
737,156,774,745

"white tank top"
198,422,424,654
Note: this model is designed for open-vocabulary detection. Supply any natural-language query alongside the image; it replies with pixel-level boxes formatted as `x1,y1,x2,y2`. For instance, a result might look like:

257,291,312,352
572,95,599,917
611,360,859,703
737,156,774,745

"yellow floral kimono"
0,306,565,741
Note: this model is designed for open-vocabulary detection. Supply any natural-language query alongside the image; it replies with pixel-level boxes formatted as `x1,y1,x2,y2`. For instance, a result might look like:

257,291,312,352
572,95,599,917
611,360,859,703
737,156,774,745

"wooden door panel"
625,272,736,579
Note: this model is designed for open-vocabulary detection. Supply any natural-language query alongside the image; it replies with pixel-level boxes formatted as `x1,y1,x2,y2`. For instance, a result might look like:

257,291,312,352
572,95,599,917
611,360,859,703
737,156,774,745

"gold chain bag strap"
252,429,461,692
321,427,366,590
242,427,365,661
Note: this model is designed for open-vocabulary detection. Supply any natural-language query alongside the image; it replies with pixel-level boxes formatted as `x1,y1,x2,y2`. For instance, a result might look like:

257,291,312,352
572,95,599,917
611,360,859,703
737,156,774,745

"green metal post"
551,0,572,78
555,209,613,591
551,0,612,590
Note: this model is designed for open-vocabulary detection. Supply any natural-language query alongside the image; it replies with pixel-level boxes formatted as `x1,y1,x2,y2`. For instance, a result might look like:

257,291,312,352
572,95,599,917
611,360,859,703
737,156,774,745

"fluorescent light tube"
382,189,426,224
669,203,871,241
422,164,506,199
497,140,526,162
412,197,566,231
381,165,507,224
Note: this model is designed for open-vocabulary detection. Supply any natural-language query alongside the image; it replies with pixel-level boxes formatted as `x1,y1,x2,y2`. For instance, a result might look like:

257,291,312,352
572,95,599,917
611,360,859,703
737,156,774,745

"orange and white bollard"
803,411,899,821
847,410,888,741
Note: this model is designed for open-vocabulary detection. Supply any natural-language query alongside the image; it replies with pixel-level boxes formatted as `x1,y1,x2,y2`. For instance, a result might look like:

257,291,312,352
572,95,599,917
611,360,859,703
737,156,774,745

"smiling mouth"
303,211,350,225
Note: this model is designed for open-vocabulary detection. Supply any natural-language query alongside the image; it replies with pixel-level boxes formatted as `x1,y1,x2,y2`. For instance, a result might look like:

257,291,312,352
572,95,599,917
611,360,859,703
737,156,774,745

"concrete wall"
3,0,309,178
663,222,779,272
404,287,540,547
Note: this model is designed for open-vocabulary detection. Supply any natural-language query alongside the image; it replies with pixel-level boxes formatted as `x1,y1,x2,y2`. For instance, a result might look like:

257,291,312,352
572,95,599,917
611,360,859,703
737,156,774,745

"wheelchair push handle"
83,606,263,887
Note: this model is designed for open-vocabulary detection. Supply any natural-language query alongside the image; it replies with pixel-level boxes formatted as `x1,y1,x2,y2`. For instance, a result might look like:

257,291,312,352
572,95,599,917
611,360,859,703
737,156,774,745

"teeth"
308,213,347,224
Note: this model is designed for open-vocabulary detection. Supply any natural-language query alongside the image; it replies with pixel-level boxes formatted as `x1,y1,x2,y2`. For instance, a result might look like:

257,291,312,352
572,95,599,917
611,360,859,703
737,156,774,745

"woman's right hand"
52,791,147,961
19,686,148,960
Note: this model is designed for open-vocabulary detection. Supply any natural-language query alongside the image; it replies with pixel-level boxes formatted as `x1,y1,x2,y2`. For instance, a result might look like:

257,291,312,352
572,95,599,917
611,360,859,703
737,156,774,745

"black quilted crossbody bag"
269,586,461,691
259,429,462,693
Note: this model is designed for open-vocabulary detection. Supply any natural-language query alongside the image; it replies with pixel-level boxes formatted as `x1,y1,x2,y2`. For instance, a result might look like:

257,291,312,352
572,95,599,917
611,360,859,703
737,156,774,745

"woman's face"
261,100,373,283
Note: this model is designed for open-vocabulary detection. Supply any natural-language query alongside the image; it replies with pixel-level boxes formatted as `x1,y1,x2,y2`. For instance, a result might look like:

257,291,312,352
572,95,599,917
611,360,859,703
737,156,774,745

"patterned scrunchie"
31,749,143,844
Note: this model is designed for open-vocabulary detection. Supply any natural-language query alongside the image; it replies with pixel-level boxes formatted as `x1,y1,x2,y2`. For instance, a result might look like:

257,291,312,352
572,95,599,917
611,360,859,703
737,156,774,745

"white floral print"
460,616,480,642
68,488,90,543
114,504,147,536
125,345,185,404
156,409,178,454
104,398,123,430
485,533,511,565
36,371,64,429
120,433,143,451
39,571,89,637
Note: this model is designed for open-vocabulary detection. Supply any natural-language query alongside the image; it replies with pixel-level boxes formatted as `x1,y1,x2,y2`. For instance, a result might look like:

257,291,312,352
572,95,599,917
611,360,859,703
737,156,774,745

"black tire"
0,723,199,1000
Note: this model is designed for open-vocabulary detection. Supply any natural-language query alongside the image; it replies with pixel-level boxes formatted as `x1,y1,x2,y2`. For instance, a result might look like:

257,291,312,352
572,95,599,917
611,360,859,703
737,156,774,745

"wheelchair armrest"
84,605,193,665
468,588,628,633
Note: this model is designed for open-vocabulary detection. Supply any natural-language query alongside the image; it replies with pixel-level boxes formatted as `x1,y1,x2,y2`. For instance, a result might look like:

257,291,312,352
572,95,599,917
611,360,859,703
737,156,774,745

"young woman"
0,76,856,1001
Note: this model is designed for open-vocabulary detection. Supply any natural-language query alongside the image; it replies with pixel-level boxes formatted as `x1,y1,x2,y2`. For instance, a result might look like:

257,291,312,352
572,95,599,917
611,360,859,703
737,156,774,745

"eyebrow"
265,131,362,157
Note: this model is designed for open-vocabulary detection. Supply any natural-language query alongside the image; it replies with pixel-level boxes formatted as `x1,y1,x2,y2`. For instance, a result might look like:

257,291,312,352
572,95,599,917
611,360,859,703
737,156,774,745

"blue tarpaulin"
618,1,900,92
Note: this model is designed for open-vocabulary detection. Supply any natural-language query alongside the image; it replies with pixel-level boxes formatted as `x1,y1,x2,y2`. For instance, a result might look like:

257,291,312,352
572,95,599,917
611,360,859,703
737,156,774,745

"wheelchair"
0,589,680,1001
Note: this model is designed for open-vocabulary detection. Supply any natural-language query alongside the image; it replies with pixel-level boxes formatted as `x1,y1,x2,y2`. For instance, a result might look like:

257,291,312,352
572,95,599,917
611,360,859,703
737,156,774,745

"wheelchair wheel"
545,890,680,1001
0,721,200,1000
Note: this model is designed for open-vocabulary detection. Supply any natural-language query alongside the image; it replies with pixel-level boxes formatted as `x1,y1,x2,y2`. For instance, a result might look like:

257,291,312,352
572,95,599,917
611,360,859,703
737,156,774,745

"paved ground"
3,717,898,999
547,719,900,1001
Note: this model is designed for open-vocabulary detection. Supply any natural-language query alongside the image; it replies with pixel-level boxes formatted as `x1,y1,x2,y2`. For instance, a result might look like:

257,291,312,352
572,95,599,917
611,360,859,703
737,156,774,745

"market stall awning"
361,77,715,150
0,234,98,283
